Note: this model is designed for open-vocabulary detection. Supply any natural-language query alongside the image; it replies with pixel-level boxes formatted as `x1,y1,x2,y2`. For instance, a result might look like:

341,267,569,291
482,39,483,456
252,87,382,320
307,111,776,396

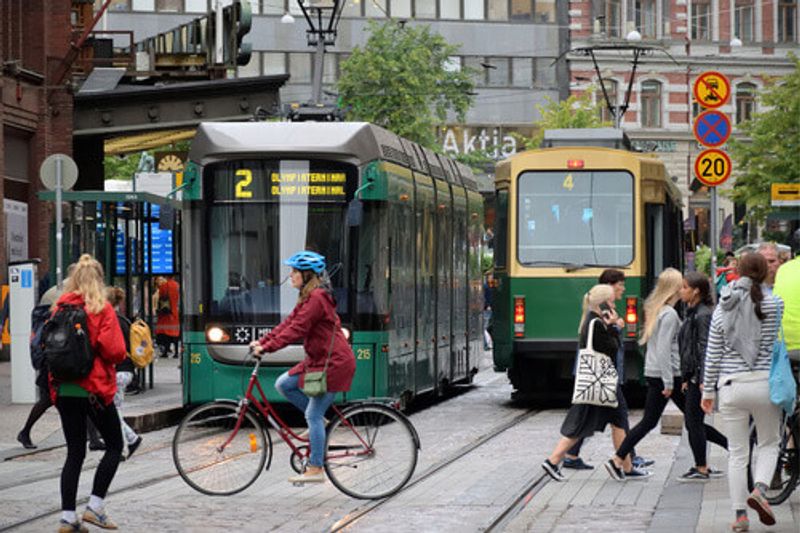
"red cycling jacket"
257,288,355,393
49,292,127,405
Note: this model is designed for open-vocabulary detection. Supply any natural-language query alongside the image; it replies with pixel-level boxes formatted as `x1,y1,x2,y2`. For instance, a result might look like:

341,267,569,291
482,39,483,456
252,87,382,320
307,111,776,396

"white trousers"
718,372,781,511
115,371,139,445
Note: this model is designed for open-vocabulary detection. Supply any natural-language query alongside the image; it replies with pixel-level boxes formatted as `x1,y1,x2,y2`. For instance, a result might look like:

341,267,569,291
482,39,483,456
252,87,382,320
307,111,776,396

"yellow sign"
771,183,800,206
693,71,731,109
231,168,347,200
694,148,732,187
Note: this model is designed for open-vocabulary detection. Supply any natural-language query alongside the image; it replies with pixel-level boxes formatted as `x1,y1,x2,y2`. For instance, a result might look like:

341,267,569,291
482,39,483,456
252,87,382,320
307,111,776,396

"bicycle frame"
219,358,374,465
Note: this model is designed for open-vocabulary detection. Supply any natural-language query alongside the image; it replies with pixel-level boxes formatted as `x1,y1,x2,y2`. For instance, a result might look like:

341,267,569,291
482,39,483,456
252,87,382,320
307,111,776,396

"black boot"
17,431,36,449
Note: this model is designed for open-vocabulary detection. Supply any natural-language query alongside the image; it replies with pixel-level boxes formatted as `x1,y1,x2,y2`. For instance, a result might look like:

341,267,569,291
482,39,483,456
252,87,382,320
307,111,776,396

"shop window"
640,80,662,128
487,57,510,87
535,0,555,22
488,0,508,20
511,0,533,20
393,0,412,16
512,58,533,87
415,0,436,18
464,56,486,87
464,0,484,19
440,0,460,19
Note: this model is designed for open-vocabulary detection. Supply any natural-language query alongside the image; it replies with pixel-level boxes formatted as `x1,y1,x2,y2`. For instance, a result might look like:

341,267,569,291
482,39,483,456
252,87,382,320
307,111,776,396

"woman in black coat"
676,271,728,482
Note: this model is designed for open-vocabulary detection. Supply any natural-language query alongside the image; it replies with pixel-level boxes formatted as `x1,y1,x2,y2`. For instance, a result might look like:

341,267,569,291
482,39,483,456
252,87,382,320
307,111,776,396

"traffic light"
224,0,252,66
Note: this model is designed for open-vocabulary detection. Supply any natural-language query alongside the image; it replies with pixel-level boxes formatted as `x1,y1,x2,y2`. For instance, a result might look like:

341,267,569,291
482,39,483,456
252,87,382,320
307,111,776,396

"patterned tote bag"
571,318,619,408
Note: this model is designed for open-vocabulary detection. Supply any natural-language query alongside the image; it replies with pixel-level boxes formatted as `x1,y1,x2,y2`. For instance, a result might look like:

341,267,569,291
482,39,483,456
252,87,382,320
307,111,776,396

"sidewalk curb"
126,406,186,434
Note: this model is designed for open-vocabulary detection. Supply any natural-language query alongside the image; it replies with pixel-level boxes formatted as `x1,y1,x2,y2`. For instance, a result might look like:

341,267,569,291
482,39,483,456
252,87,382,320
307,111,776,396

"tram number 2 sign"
694,148,732,187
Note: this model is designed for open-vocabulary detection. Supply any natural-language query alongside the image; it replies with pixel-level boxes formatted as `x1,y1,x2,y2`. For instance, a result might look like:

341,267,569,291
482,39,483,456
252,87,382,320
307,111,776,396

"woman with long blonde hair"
50,254,127,532
606,267,688,480
541,284,638,481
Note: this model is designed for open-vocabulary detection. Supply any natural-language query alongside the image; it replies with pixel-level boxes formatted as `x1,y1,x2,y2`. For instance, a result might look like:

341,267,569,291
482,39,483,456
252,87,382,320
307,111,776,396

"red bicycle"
172,355,420,499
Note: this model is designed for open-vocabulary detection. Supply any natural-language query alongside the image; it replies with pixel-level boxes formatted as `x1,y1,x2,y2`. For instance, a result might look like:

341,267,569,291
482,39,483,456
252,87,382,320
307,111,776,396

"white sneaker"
288,470,325,484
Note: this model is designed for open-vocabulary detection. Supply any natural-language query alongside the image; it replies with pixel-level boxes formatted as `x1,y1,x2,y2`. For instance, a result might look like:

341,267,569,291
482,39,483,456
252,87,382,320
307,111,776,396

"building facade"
568,0,799,246
1,1,76,285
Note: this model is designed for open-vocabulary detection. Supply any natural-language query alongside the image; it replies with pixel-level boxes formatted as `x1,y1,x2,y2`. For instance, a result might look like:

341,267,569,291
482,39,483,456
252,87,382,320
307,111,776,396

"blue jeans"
275,371,335,467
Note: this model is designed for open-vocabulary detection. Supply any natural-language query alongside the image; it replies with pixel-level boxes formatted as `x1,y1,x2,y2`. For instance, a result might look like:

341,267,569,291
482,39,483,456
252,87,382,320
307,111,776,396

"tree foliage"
728,54,800,223
337,21,475,149
521,90,611,150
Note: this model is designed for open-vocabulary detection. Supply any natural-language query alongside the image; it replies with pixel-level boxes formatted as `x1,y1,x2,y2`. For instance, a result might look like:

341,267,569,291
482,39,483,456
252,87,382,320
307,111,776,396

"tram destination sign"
694,148,732,187
222,167,350,202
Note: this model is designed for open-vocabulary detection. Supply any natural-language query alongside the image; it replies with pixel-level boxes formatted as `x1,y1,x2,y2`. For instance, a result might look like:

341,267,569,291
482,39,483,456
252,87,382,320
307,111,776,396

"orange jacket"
155,278,180,338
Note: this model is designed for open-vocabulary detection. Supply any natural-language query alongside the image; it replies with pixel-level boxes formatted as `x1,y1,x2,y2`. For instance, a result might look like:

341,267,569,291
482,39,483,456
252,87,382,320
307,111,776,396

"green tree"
521,90,611,149
337,21,475,149
104,152,147,182
728,54,800,223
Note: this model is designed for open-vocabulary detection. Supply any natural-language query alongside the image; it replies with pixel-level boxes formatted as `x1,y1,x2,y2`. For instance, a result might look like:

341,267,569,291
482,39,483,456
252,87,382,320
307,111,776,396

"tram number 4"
235,169,253,198
356,348,372,360
562,173,574,191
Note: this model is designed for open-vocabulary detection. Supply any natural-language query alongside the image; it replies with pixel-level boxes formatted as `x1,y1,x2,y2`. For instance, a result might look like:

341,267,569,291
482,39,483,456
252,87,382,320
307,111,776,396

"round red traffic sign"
693,71,731,109
693,110,732,147
694,148,732,187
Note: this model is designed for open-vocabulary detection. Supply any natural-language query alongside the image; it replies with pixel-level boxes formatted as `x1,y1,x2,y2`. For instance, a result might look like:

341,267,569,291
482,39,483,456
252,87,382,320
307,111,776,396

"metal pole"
710,187,718,279
56,156,64,290
215,0,224,64
311,35,325,104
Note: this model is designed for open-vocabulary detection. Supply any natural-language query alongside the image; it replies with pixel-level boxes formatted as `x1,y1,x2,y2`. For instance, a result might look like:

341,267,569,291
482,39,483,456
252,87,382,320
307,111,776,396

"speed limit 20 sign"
694,148,732,187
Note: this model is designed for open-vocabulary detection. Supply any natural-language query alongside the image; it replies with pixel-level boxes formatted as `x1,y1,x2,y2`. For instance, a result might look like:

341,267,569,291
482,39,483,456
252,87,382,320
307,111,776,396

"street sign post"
39,153,79,290
693,110,732,148
693,71,731,109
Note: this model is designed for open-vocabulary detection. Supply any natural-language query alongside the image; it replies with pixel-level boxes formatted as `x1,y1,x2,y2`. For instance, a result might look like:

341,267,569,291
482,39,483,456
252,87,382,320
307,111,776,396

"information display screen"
115,223,174,275
207,160,356,203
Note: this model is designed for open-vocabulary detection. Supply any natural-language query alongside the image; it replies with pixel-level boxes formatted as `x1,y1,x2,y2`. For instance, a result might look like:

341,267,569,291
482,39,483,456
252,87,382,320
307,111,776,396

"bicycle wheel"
173,401,270,496
748,417,800,505
324,403,419,499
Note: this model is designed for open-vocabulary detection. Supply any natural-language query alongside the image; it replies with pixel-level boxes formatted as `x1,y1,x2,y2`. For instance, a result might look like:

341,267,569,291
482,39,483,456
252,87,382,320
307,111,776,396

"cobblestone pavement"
2,354,799,532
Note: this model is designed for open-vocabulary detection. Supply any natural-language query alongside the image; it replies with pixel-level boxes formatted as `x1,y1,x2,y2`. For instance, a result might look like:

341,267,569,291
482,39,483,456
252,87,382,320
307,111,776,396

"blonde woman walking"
541,284,636,481
606,268,684,481
701,253,783,532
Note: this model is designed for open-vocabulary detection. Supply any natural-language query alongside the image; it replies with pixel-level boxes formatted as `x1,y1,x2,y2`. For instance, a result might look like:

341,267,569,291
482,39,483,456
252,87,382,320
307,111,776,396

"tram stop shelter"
37,189,182,390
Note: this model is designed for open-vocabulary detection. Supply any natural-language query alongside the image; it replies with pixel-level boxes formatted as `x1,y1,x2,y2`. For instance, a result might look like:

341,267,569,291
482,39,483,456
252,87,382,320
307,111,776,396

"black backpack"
29,304,53,371
42,303,94,381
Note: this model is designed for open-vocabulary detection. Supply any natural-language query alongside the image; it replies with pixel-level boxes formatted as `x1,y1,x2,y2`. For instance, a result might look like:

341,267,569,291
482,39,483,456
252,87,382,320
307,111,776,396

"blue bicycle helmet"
284,251,326,274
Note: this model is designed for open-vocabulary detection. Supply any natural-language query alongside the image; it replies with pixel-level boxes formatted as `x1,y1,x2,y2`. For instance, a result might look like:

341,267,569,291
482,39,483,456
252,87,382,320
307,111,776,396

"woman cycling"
250,251,356,484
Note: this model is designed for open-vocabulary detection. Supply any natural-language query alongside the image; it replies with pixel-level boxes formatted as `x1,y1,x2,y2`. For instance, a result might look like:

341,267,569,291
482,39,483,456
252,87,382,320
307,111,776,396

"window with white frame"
735,1,755,42
779,1,797,42
597,80,618,123
600,0,623,37
735,83,756,124
691,0,711,40
640,80,661,127
635,0,657,38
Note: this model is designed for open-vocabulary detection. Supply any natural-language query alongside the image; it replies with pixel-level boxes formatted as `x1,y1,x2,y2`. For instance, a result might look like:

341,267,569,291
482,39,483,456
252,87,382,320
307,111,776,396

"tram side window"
494,190,508,269
516,170,633,266
354,204,389,327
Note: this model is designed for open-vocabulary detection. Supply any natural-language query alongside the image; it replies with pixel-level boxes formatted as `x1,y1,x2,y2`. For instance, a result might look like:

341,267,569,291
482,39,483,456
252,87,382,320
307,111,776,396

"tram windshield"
204,159,356,323
516,170,633,266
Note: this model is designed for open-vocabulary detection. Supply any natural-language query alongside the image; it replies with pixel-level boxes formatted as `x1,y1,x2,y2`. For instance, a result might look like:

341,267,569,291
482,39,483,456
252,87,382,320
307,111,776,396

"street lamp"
296,0,345,105
730,36,743,48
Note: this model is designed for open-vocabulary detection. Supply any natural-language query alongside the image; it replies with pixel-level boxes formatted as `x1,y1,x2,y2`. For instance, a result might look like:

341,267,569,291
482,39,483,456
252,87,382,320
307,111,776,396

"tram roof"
189,121,478,189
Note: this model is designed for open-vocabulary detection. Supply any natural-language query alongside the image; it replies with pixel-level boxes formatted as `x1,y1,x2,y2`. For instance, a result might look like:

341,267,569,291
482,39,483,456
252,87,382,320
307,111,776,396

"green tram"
180,122,484,407
491,129,683,402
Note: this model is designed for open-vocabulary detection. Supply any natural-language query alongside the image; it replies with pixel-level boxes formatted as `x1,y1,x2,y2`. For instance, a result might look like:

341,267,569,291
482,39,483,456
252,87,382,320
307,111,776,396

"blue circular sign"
693,110,732,148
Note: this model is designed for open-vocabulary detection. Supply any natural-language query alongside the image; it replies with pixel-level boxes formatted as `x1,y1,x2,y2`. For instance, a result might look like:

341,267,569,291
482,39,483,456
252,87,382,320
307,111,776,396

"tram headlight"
206,326,230,343
341,327,351,341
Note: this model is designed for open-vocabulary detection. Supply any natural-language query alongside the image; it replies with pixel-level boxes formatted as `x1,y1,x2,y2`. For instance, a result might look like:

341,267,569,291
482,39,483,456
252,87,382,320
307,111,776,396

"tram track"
327,407,542,532
482,472,549,532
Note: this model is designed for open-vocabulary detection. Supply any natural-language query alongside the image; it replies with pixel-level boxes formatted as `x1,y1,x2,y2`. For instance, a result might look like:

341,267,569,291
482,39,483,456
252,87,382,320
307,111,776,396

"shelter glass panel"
516,170,634,266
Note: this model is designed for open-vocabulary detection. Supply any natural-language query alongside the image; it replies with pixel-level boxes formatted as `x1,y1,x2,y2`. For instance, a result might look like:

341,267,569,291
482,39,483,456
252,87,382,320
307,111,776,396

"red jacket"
155,278,180,338
49,292,127,405
257,288,356,393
